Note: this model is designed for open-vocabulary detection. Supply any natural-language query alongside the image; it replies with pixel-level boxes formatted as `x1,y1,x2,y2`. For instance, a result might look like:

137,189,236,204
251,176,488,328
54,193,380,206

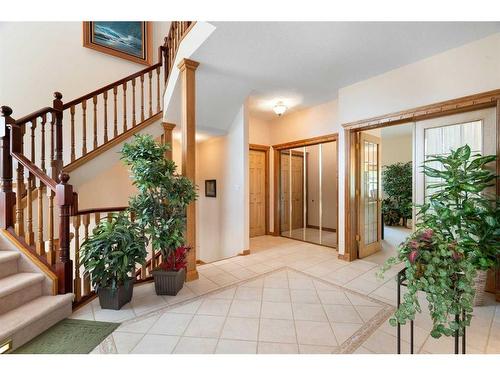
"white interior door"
414,108,497,211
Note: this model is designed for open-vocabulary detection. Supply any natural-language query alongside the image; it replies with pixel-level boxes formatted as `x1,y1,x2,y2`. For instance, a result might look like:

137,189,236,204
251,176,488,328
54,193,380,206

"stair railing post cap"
59,173,70,184
1,106,13,117
53,92,63,100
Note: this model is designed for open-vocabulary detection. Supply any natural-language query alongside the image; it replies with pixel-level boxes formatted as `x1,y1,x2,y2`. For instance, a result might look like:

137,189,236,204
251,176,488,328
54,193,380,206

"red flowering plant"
158,246,189,272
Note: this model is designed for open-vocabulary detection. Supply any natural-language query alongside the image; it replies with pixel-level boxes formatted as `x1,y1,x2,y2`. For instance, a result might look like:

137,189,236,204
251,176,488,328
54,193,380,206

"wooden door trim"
249,144,270,236
342,89,500,297
272,133,338,150
272,134,339,249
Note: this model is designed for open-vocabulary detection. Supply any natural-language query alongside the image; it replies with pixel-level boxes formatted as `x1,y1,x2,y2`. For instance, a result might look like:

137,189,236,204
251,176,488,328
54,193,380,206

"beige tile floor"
74,227,499,354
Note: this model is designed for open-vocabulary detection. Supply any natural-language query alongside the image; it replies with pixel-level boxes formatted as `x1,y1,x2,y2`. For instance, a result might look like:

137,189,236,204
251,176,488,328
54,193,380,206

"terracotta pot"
98,278,134,310
152,268,185,296
472,270,488,306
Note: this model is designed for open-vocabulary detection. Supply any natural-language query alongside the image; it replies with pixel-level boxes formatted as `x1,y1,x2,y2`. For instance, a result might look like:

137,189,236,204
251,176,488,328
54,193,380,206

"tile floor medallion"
89,267,394,354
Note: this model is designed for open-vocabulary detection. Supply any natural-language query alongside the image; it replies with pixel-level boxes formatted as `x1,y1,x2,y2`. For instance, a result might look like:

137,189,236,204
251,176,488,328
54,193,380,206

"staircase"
0,21,194,352
0,239,72,351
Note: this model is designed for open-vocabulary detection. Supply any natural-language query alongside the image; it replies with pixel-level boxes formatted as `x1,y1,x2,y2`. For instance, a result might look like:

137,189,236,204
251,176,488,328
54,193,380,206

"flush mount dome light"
273,101,288,116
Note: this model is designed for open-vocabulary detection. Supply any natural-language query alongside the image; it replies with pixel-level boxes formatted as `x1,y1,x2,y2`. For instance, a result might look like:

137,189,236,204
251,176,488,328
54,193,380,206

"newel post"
0,106,16,229
55,173,73,294
52,92,64,181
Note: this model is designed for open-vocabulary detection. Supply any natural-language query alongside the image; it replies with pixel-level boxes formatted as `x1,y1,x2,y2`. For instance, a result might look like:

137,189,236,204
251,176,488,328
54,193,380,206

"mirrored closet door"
278,137,338,248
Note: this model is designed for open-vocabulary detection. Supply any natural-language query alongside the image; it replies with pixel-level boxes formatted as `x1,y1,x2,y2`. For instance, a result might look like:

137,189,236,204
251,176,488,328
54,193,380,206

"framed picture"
205,180,217,198
83,21,152,65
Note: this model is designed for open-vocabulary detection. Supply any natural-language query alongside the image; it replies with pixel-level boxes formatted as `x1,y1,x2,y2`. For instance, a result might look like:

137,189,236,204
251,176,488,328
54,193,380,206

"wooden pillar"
178,58,199,282
162,122,176,160
0,106,15,229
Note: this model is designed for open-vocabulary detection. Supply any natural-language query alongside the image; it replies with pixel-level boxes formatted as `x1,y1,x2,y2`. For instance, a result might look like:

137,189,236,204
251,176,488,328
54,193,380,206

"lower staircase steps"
0,249,73,352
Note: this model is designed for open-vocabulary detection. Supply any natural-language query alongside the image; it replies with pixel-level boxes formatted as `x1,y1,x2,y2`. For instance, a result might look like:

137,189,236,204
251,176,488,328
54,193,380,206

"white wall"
197,106,249,262
0,22,171,116
338,33,500,124
381,134,412,167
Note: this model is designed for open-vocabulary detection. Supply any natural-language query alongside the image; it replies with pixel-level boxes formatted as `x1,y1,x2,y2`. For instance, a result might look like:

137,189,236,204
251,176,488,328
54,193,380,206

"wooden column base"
186,269,199,282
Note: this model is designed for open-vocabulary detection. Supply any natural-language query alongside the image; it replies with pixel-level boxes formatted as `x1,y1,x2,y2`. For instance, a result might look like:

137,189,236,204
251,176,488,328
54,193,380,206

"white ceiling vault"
166,21,500,134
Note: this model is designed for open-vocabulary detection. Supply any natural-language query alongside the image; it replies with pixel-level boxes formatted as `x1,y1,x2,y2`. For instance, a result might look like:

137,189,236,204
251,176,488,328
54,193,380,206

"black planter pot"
152,268,185,296
98,278,134,310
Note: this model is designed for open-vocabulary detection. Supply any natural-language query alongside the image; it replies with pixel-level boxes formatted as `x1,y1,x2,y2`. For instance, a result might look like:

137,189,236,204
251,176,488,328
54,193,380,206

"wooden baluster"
11,120,25,237
36,180,44,256
122,82,127,132
92,95,98,149
103,91,109,143
26,120,36,245
73,215,81,301
47,190,55,265
50,114,55,178
107,212,112,222
70,106,76,162
81,100,87,156
40,114,46,173
82,213,91,295
148,71,153,117
52,92,64,178
156,66,161,113
140,75,145,122
132,78,137,126
94,212,101,224
113,86,118,137
55,173,73,294
0,106,16,229
25,172,34,245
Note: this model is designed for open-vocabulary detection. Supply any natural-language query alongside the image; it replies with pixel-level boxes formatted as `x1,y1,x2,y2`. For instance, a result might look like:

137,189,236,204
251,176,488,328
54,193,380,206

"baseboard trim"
240,249,250,256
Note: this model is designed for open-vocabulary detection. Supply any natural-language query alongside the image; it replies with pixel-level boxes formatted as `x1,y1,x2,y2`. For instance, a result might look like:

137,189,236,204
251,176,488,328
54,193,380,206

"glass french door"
414,108,496,210
358,132,382,258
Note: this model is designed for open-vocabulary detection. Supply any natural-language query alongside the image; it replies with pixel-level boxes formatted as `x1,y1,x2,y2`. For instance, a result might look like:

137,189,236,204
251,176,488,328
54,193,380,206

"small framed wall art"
205,180,217,198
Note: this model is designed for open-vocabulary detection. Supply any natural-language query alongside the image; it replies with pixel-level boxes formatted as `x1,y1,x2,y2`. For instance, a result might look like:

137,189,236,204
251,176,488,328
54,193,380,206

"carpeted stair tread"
0,294,73,342
0,251,19,264
0,272,44,299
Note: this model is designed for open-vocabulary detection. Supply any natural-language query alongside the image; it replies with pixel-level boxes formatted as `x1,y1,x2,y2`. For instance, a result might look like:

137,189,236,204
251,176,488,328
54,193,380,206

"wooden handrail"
1,21,194,302
74,206,127,216
15,107,55,125
11,152,57,191
63,61,163,110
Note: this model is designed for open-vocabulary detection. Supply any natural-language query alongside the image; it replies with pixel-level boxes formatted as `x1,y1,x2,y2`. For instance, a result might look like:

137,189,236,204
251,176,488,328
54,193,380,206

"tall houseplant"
80,212,147,310
121,135,197,295
379,145,499,339
382,161,412,226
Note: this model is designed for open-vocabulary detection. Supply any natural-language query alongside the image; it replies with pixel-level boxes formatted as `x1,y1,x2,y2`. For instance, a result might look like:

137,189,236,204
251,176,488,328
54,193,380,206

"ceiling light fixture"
273,101,287,117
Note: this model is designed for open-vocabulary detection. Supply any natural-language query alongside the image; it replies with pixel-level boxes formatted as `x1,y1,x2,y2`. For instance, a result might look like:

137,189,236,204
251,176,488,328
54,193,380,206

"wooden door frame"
272,133,339,248
249,144,270,236
342,89,500,303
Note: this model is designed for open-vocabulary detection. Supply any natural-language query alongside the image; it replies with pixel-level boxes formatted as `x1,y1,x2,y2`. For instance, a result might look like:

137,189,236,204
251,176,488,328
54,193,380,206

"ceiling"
167,22,500,132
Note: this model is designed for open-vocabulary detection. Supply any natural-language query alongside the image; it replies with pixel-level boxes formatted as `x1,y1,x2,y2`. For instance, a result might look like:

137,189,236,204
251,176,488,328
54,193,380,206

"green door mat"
13,319,120,354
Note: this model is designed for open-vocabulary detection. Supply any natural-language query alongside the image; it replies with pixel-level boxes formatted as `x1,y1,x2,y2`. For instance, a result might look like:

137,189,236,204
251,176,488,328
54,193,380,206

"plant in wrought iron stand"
121,134,197,296
379,145,499,340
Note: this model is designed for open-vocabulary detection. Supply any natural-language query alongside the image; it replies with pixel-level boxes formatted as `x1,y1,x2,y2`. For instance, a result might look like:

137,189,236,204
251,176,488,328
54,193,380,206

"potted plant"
80,212,147,310
121,135,196,296
381,162,412,227
379,145,499,339
419,145,499,305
